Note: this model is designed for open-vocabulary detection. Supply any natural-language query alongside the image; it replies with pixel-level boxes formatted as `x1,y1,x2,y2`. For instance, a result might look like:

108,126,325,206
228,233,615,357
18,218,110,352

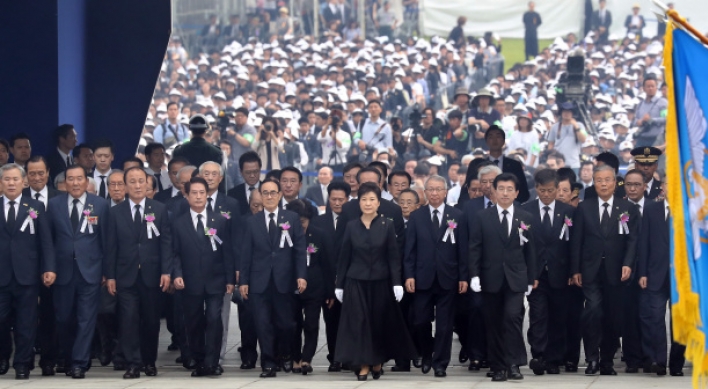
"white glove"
470,277,481,292
525,285,533,296
335,288,344,303
393,285,404,302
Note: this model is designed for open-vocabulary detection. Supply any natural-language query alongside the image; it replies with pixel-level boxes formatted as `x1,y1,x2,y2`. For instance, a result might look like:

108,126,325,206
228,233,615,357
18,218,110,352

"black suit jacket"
302,225,335,299
22,186,61,209
592,9,612,30
467,157,530,204
305,184,326,207
645,179,662,200
583,176,626,200
404,205,468,291
570,195,640,286
337,216,401,288
153,187,177,204
0,196,55,286
46,149,69,185
227,183,251,216
104,199,173,288
468,206,537,293
637,200,669,291
240,209,307,294
310,208,340,265
172,209,235,295
338,197,405,256
521,200,575,288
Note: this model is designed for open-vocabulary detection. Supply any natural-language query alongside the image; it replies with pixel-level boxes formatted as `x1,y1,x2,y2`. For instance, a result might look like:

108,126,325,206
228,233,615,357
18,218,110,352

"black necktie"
99,176,107,198
493,159,500,166
66,155,71,166
601,202,611,234
7,200,16,231
133,204,142,235
432,209,440,228
501,210,509,237
155,173,164,192
486,201,494,208
542,205,553,240
196,214,205,234
71,199,80,231
207,197,214,214
269,212,278,244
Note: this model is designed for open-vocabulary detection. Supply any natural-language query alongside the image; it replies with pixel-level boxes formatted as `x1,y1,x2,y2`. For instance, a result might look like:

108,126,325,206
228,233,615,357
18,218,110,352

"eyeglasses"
261,190,280,198
108,182,125,188
495,187,516,193
425,188,446,193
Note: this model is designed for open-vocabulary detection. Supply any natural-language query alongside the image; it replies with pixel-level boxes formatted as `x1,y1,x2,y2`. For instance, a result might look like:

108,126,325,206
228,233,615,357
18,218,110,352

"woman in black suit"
334,182,416,381
285,199,334,375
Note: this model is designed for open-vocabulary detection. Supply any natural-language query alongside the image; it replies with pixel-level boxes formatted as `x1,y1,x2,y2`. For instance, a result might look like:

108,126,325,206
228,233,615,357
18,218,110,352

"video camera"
554,49,595,134
216,109,235,137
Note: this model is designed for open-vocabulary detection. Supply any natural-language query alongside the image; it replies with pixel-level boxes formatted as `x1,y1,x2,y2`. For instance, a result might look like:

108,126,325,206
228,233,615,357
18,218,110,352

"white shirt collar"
190,208,208,229
129,197,146,212
3,195,21,207
429,203,445,217
496,203,514,218
265,207,280,230
31,186,49,200
483,196,494,207
57,148,71,164
68,192,87,207
646,178,654,191
171,186,180,197
598,196,614,217
539,199,555,214
630,196,645,212
94,169,112,179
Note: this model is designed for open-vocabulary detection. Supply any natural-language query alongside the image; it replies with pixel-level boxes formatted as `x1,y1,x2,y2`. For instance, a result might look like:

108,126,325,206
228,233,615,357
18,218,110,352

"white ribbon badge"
519,228,529,246
80,217,94,234
280,230,293,248
442,228,456,244
20,216,35,234
559,224,570,241
146,222,160,239
619,221,629,235
306,253,311,267
209,234,223,251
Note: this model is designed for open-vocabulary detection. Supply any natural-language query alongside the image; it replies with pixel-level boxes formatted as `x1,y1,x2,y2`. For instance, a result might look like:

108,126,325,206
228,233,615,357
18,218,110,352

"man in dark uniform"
172,115,223,169
523,2,542,60
631,146,662,200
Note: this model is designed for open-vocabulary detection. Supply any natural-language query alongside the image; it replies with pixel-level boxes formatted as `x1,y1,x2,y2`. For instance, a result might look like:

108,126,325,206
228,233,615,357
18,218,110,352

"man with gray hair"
0,163,56,379
404,175,468,377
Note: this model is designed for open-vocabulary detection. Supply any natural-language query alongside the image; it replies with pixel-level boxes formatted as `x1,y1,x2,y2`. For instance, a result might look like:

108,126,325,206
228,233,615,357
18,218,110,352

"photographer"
633,76,667,147
433,109,467,163
413,107,440,158
467,88,501,150
317,110,351,173
223,107,256,185
355,100,392,162
252,116,284,172
547,102,587,172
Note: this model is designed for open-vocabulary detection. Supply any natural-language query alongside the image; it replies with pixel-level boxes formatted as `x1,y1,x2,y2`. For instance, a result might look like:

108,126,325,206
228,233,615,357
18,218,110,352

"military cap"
630,146,662,163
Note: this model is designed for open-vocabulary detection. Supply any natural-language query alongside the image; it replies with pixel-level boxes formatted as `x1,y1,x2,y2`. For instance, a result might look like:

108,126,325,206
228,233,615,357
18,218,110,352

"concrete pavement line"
585,374,600,388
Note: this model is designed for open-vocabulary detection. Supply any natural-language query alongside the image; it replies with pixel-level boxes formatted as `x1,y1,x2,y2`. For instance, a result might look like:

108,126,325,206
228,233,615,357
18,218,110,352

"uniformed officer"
630,146,662,200
172,115,224,170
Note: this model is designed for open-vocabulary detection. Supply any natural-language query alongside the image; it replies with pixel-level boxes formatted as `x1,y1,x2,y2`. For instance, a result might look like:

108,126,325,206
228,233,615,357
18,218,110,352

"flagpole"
653,0,708,45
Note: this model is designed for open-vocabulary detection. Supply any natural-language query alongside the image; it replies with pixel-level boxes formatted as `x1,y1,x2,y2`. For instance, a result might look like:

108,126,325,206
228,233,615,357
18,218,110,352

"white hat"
619,140,633,150
582,137,597,147
168,88,182,96
212,92,226,100
156,102,167,112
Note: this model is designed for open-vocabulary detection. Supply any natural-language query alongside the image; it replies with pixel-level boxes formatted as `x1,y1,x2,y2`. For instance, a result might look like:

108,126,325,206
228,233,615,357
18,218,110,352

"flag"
666,22,708,386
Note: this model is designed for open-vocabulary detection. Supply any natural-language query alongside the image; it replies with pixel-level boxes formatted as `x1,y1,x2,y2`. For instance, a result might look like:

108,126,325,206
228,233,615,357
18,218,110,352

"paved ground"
0,302,692,388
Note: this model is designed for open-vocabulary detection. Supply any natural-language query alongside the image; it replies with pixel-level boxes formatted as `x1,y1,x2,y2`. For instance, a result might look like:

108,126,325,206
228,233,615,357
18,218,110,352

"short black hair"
448,110,463,120
280,166,303,183
234,106,249,116
484,125,505,140
123,166,148,183
260,177,281,192
580,160,594,169
147,174,157,191
595,151,619,174
27,155,49,170
122,156,143,167
343,162,364,175
356,167,382,183
358,181,381,200
388,171,412,186
168,156,190,170
534,168,559,187
625,168,645,182
53,124,75,146
286,199,314,220
0,139,9,152
185,176,208,193
398,188,419,203
556,167,577,183
65,164,87,179
493,172,519,190
144,142,166,157
93,139,115,154
239,151,262,171
327,180,352,197
9,132,30,147
72,143,93,158
368,161,389,178
367,99,382,108
166,102,179,110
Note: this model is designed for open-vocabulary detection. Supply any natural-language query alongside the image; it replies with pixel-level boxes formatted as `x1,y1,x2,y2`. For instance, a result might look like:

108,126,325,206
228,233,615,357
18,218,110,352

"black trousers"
639,278,686,369
172,291,191,361
526,271,567,366
582,275,625,366
38,285,57,368
236,299,258,364
292,295,322,363
454,290,487,362
250,279,296,369
162,293,176,345
413,282,456,370
0,278,39,369
395,291,420,367
481,282,526,372
622,280,645,368
322,299,341,363
0,314,11,361
117,275,162,367
564,284,584,365
182,292,223,368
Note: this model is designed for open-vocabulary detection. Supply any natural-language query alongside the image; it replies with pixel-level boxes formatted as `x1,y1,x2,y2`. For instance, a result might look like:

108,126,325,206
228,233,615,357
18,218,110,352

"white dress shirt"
3,196,20,221
496,203,514,236
333,211,339,229
265,207,280,232
190,208,208,231
484,196,495,208
539,200,555,226
58,148,72,167
665,200,670,220
145,167,171,192
207,191,218,210
68,193,88,217
597,196,614,221
129,198,146,221
30,186,49,209
488,155,504,171
429,203,445,227
246,181,260,203
321,184,329,205
630,197,645,216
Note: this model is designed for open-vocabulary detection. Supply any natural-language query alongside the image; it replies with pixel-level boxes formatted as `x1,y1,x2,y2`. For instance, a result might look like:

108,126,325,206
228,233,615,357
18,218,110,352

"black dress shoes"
421,359,432,374
600,366,617,375
412,357,423,368
98,352,112,366
41,365,55,376
167,343,179,351
486,370,495,377
327,361,341,372
546,365,561,374
282,360,293,373
183,358,198,370
491,370,507,381
240,361,256,370
113,361,126,371
0,359,9,375
144,364,158,376
191,365,210,377
625,366,639,373
458,349,468,363
123,367,141,379
391,365,410,372
529,358,545,375
670,370,684,376
260,367,277,378
175,356,183,364
508,365,523,380
468,360,481,371
15,367,29,380
565,361,578,372
71,367,86,379
372,367,382,380
301,364,313,375
55,362,66,374
585,361,600,375
434,369,446,377
656,365,667,376
292,366,302,374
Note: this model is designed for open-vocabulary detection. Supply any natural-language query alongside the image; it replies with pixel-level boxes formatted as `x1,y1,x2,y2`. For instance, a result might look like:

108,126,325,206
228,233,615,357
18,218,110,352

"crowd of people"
0,0,688,383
